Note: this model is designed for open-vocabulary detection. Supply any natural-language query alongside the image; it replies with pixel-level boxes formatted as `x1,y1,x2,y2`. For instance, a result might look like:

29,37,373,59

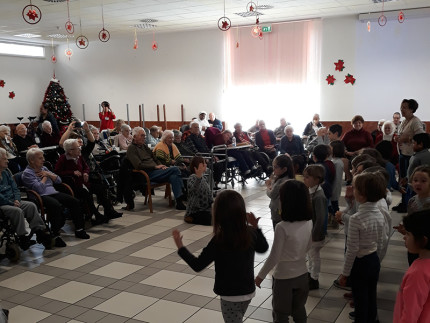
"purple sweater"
21,166,62,196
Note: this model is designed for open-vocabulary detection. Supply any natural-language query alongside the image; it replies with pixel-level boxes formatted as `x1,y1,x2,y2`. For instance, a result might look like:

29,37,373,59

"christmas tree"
42,78,73,128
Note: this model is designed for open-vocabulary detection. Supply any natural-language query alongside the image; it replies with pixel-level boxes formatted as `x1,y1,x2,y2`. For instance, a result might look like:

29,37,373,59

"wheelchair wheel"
5,243,20,262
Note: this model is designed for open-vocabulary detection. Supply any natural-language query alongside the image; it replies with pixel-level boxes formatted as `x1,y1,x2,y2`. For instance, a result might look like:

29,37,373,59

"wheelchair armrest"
53,183,75,197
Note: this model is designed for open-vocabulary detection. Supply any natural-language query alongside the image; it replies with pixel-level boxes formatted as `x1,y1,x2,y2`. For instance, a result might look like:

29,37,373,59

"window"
223,20,322,131
0,42,45,58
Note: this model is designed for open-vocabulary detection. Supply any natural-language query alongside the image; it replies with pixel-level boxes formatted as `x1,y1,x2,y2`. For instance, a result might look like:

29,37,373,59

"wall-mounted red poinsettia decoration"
334,59,345,72
326,74,336,85
9,91,15,99
344,74,356,85
0,80,5,87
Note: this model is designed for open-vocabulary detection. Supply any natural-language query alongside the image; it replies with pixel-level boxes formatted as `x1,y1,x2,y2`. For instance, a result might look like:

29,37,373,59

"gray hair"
284,125,294,134
0,125,11,133
382,120,395,136
0,147,6,158
63,138,78,153
89,124,98,132
26,147,44,163
121,124,131,132
150,125,159,132
173,129,182,137
132,126,144,137
190,120,201,130
161,130,174,142
42,120,51,129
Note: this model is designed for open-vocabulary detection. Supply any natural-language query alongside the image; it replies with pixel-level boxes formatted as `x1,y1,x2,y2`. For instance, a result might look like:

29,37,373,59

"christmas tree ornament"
51,55,57,63
367,21,371,32
218,0,231,31
133,28,138,49
22,0,42,25
152,31,158,51
76,19,89,49
247,2,257,12
326,75,336,85
251,16,262,38
65,0,74,34
334,59,345,72
65,38,73,60
0,80,5,88
344,74,356,85
398,11,405,23
98,2,110,42
9,91,15,99
378,0,387,26
50,38,57,64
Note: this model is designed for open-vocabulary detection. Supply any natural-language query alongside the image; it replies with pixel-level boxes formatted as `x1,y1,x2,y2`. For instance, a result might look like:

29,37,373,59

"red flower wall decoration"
0,80,5,87
344,74,356,85
326,75,336,85
9,91,15,99
334,59,345,72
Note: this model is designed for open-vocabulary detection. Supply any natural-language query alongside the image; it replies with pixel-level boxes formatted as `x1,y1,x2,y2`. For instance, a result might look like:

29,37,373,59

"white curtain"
223,19,322,132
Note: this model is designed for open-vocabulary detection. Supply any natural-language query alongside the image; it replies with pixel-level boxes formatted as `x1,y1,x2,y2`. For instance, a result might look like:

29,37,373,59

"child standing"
395,165,430,265
303,165,327,290
394,210,430,323
256,180,313,322
266,155,294,228
184,156,212,225
173,190,268,323
337,172,388,323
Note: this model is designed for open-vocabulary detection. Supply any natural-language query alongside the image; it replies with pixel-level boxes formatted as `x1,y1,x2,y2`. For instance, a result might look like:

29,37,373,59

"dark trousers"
399,153,411,205
228,150,254,173
41,193,84,234
350,252,380,323
187,210,212,226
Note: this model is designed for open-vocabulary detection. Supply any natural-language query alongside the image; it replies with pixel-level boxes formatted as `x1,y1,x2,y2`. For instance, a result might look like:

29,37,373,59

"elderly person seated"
89,125,115,156
210,130,257,177
114,124,132,151
153,130,184,167
39,121,60,148
371,119,385,143
185,121,225,186
173,130,194,158
22,148,89,246
274,118,290,142
375,120,398,165
280,125,305,156
55,139,121,224
127,127,186,210
342,115,374,158
255,120,277,160
60,121,95,163
0,125,26,174
13,124,38,152
208,112,223,131
109,119,126,137
196,111,210,134
38,102,60,135
146,126,161,147
0,148,50,250
305,126,330,154
302,113,323,142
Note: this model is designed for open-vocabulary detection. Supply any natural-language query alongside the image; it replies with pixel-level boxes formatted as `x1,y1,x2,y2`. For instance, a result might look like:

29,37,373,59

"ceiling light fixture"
14,33,41,38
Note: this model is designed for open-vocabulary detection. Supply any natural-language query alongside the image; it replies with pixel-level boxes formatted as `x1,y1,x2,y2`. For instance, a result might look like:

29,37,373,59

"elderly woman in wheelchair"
0,148,50,251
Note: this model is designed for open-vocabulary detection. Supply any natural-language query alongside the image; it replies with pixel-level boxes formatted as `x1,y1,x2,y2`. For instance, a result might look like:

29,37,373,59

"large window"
223,20,322,132
0,42,45,58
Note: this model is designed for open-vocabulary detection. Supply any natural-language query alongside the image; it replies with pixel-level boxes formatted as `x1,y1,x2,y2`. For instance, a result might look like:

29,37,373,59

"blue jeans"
148,166,183,199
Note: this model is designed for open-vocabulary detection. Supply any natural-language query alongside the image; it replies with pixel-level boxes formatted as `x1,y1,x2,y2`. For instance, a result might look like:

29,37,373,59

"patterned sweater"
185,174,213,216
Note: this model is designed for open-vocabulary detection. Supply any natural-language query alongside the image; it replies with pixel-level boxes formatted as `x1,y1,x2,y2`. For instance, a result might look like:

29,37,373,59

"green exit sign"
262,26,272,33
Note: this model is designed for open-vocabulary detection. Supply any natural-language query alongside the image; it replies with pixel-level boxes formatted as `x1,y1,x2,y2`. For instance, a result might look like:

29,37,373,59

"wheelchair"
0,210,22,262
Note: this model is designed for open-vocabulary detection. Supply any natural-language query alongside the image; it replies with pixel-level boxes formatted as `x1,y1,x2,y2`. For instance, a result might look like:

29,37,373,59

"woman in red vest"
99,101,116,131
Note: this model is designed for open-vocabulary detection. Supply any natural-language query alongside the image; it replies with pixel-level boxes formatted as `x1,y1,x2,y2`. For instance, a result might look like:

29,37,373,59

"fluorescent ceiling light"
14,33,42,38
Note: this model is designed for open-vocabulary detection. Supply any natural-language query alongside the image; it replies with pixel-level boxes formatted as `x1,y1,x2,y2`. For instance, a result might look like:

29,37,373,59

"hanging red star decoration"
152,41,158,51
334,59,345,72
326,74,336,85
51,55,57,63
218,17,231,31
398,11,405,23
221,20,229,29
79,38,86,46
9,91,15,99
249,5,254,11
26,9,38,21
0,80,5,88
66,23,72,31
101,32,107,40
344,74,356,85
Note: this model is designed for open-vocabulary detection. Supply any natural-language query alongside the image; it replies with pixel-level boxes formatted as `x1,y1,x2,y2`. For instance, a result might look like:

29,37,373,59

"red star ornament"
9,91,15,99
221,20,229,30
0,80,5,87
334,59,345,72
326,74,336,85
249,5,254,11
79,38,86,46
102,32,107,40
344,74,356,85
27,9,38,21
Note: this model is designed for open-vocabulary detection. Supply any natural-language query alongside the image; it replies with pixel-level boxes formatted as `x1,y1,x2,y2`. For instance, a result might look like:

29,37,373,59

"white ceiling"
1,0,429,45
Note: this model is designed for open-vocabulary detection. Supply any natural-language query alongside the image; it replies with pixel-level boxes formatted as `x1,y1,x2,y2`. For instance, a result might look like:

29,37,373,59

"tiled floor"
0,180,407,322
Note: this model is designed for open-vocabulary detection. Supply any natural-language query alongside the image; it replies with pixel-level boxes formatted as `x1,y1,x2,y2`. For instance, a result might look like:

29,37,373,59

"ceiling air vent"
234,11,264,17
140,18,158,23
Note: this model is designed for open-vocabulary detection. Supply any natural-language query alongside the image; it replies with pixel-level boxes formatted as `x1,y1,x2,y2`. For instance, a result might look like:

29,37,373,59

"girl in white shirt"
256,180,313,323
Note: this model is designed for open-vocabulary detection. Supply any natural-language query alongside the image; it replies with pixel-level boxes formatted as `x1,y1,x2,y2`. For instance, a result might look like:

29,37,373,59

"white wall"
0,53,53,123
321,15,430,122
54,29,224,123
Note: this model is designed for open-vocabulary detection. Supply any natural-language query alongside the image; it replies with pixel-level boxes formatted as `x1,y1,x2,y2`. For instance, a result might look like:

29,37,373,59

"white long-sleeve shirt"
342,202,387,276
258,220,312,280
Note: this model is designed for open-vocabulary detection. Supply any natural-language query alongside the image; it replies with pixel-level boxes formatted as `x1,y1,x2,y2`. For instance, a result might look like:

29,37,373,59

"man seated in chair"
0,148,51,250
13,124,38,153
22,148,90,247
126,127,186,210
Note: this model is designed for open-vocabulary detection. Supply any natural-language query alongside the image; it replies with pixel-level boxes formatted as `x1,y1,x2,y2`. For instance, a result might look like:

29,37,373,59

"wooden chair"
132,169,173,213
